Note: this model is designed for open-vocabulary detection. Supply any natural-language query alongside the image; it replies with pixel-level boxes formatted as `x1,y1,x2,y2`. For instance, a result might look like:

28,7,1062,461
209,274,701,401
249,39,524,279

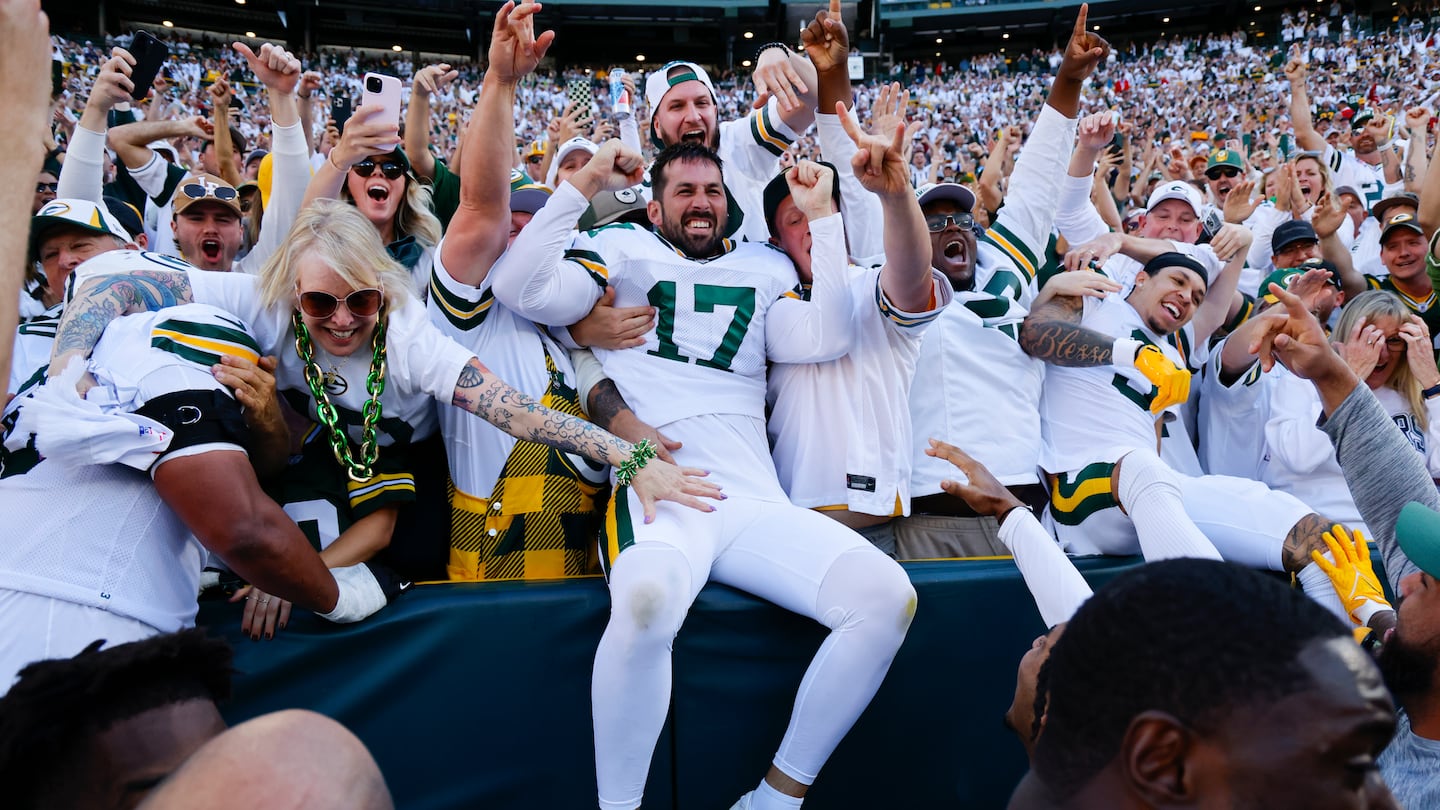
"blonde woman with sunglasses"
47,201,722,630
1264,290,1440,535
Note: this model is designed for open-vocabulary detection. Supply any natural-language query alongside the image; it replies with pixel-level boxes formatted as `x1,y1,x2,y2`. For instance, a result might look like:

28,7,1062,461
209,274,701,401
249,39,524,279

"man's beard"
1378,630,1440,705
660,207,724,258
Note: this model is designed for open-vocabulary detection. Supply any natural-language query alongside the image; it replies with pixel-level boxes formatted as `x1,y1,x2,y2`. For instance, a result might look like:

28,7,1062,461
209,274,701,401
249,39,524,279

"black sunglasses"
297,288,384,319
924,212,975,233
352,159,406,180
35,182,58,194
1205,166,1242,180
180,182,238,202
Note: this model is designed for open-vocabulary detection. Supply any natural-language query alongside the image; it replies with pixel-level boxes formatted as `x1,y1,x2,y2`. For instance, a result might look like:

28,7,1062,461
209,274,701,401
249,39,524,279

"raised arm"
208,77,243,187
1056,111,1118,246
750,38,820,136
405,63,458,182
232,42,308,275
766,162,855,364
1283,58,1325,153
58,47,134,203
837,98,932,312
109,116,210,172
296,71,321,156
1046,4,1109,119
0,0,51,402
438,2,552,288
491,140,641,325
1312,190,1367,298
1403,106,1430,195
1189,225,1251,344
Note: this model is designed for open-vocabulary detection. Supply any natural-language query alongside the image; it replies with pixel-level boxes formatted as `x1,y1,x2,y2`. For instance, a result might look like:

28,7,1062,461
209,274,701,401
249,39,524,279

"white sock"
1296,560,1350,621
1115,451,1223,562
749,780,803,810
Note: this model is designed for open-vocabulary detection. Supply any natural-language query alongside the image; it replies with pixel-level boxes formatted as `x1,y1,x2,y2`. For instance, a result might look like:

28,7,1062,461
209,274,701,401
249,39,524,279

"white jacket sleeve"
988,104,1079,258
1054,169,1110,245
814,110,885,263
1264,372,1336,475
999,509,1092,628
488,181,604,327
618,115,642,156
766,213,854,364
55,125,107,203
236,121,311,276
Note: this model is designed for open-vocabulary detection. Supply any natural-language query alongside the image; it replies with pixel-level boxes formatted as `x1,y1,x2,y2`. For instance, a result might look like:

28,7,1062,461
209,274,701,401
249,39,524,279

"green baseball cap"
1205,149,1245,174
1397,502,1440,578
1259,259,1340,303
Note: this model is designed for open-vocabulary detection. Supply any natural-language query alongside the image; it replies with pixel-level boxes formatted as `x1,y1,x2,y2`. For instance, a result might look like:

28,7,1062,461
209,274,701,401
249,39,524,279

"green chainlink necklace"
292,312,388,482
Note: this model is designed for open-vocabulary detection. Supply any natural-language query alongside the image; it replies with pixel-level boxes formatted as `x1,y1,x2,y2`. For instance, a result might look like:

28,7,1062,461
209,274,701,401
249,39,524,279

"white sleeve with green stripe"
983,104,1079,290
489,182,606,328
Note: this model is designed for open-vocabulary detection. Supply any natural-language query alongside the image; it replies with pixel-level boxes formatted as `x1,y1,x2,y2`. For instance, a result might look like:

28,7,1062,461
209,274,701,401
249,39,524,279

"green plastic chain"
292,313,388,482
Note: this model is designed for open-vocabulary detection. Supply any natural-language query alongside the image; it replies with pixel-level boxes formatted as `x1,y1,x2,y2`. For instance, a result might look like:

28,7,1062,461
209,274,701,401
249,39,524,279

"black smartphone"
51,60,64,98
128,30,169,101
331,95,352,133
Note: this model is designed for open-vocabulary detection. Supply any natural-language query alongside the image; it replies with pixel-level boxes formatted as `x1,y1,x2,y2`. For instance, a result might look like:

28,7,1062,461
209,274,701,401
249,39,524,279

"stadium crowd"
9,0,1440,805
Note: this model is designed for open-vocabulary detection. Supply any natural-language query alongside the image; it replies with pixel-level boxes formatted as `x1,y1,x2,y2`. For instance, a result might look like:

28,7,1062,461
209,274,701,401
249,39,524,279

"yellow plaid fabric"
447,353,606,581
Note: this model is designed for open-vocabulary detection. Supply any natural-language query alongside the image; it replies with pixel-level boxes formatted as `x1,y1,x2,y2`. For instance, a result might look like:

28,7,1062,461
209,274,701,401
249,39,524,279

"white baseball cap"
643,61,717,113
546,137,599,187
1146,180,1203,218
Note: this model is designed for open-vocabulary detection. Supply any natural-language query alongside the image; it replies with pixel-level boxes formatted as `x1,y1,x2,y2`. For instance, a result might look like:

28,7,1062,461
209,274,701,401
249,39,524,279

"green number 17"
645,281,757,372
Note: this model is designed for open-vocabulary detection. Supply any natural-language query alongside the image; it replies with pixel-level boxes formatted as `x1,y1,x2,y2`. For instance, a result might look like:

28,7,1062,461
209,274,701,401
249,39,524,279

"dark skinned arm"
154,451,340,612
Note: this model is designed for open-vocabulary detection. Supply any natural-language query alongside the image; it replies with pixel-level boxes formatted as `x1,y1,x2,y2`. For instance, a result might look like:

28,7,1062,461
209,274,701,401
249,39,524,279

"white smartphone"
361,72,402,151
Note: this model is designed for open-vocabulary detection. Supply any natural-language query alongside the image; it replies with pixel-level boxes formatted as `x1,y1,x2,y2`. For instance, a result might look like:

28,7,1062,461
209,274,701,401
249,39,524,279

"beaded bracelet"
755,42,794,63
615,439,659,487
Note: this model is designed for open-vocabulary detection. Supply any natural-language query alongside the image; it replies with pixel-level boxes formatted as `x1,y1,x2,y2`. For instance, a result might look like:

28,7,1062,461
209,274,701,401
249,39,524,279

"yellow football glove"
1133,344,1192,415
1310,524,1392,627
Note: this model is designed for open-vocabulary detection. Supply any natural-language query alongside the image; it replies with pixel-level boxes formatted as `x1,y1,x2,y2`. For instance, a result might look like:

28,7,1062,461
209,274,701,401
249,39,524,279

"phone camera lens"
366,77,381,92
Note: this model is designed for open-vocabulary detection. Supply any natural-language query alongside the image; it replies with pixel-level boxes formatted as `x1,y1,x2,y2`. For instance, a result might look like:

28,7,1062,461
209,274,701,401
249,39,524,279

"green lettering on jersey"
646,280,688,362
694,284,757,371
645,280,758,372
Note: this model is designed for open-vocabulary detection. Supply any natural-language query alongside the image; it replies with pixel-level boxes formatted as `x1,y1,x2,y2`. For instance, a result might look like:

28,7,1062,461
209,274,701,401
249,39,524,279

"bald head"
139,710,392,810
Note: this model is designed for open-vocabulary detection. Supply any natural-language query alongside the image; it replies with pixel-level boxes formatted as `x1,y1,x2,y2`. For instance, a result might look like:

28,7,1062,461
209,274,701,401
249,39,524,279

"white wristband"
1353,598,1392,628
1112,337,1143,369
318,564,388,624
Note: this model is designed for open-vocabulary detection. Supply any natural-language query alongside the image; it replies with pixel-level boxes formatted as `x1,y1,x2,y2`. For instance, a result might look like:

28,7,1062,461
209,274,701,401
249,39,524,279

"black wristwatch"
997,503,1033,526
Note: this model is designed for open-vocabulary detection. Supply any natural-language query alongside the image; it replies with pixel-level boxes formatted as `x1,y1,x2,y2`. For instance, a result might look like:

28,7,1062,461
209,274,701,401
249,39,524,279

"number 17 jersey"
571,219,844,429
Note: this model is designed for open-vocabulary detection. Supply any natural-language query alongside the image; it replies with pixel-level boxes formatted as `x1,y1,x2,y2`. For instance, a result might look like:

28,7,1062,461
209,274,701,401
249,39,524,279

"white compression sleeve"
1115,450,1223,562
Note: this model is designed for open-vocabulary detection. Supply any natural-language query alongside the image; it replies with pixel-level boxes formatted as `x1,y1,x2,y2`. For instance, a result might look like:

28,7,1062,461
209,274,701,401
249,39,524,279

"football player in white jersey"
493,140,914,810
0,302,401,691
896,8,1110,559
1021,251,1350,618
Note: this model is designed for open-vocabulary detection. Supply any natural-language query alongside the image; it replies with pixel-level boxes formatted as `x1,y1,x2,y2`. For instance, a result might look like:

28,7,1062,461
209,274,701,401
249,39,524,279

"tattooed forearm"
1018,319,1116,367
1281,512,1336,573
49,271,192,374
453,357,630,465
586,379,631,431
